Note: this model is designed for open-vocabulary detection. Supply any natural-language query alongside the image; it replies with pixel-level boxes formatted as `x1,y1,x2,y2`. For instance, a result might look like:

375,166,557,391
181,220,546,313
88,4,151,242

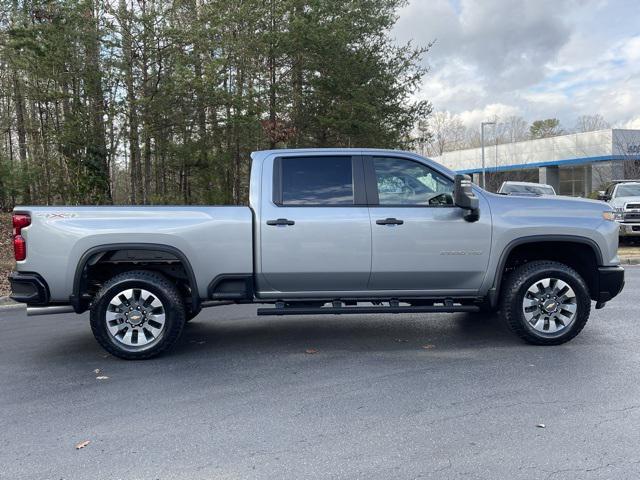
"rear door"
366,155,492,293
258,154,372,294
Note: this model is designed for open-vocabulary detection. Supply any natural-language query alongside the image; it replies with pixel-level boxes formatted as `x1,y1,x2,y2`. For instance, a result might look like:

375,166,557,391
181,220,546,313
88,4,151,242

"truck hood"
481,190,612,216
609,196,640,208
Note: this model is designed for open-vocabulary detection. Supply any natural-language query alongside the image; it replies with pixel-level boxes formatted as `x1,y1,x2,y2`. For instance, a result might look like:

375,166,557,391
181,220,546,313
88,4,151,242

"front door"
259,154,371,294
366,155,492,294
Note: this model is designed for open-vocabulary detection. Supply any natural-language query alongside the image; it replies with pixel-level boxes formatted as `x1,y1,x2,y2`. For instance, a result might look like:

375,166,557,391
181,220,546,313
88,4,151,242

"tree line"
417,112,612,157
0,0,430,209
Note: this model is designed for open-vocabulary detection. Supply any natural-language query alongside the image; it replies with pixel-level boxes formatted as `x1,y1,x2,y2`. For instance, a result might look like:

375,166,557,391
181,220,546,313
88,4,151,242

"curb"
0,297,23,310
619,257,640,265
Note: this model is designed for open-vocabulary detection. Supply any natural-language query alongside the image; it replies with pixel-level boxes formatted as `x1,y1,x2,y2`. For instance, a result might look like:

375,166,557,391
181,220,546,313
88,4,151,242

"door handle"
376,218,404,225
266,218,295,226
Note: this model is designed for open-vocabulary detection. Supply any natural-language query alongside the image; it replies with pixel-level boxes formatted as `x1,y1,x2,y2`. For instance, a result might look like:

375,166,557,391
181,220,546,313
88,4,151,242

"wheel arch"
71,243,199,314
490,235,603,306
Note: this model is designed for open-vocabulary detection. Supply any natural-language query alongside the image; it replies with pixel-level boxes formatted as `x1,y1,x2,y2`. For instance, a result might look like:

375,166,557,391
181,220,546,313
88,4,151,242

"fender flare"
71,243,199,313
488,235,604,307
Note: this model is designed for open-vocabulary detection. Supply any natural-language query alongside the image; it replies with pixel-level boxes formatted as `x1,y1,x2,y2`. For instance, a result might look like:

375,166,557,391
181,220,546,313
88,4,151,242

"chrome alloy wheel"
522,278,577,334
105,288,166,349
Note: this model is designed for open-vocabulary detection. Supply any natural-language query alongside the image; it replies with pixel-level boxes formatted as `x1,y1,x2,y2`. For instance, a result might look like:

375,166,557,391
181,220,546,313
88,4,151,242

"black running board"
257,305,479,316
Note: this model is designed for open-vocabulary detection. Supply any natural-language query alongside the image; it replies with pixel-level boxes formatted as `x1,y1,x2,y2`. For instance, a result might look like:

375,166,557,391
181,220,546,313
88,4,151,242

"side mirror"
597,191,609,201
454,174,480,222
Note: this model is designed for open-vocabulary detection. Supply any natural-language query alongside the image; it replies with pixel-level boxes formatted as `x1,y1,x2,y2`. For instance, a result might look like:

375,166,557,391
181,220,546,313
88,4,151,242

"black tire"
90,270,186,360
500,260,591,345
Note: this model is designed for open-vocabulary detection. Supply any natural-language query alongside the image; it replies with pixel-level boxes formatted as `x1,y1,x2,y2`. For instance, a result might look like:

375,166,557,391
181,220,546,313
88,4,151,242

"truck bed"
13,206,253,302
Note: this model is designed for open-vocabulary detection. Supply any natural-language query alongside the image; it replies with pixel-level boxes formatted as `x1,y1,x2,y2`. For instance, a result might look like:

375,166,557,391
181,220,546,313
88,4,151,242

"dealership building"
433,129,640,196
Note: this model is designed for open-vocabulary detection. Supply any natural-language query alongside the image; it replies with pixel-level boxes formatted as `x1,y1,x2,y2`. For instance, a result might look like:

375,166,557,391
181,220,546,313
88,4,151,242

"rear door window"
278,156,354,206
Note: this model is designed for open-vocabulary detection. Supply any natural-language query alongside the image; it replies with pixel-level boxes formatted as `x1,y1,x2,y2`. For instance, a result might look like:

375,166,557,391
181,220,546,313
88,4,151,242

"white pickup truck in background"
598,180,640,237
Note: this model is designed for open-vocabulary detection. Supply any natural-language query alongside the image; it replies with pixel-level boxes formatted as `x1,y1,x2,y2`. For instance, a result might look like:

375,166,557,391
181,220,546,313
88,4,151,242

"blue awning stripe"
456,155,640,174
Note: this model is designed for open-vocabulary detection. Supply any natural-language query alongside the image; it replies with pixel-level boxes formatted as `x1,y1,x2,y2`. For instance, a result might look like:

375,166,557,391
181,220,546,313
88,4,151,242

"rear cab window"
273,156,364,206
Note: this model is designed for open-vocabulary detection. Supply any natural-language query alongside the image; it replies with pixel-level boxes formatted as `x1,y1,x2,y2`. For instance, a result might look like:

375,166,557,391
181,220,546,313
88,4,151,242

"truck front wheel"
90,270,186,360
500,260,591,345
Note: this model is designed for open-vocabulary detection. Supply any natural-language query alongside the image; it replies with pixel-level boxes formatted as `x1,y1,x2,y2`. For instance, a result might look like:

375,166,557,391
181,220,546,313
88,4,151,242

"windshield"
501,184,555,195
615,184,640,198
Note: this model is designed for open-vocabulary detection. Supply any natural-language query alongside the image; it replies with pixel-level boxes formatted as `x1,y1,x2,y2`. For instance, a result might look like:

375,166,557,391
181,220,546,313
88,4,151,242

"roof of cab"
251,147,418,158
249,148,457,177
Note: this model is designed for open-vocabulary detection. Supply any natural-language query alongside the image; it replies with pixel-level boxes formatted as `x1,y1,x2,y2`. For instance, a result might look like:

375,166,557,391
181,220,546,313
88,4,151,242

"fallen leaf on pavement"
305,349,318,354
96,376,109,380
93,369,100,374
75,441,90,450
536,424,546,428
421,344,435,349
394,338,408,343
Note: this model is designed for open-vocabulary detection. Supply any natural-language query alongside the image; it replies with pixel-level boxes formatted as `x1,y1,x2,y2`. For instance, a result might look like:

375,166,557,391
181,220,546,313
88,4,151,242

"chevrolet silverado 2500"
9,149,625,359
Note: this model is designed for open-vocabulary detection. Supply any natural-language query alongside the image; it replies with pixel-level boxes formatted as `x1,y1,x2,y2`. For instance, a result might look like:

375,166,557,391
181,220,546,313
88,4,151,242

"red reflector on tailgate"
12,214,31,261
14,235,26,261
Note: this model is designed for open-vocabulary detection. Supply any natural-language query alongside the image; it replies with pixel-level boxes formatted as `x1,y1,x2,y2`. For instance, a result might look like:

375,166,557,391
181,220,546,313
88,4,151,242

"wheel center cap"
542,300,557,313
129,310,144,325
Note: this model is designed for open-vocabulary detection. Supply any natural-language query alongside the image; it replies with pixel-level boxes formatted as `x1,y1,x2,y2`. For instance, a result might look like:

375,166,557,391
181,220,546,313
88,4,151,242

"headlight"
613,207,624,220
603,211,617,221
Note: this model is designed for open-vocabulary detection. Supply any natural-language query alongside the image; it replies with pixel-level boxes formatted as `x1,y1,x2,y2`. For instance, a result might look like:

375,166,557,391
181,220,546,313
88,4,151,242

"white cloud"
457,103,523,129
619,35,640,63
624,117,640,129
395,0,640,129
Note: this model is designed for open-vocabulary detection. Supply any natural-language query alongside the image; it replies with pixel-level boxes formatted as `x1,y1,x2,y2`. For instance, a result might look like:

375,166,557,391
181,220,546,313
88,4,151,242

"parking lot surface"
1,268,640,480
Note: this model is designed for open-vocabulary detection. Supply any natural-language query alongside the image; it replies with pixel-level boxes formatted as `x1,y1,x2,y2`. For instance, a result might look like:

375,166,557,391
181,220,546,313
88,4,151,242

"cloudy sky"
394,0,640,130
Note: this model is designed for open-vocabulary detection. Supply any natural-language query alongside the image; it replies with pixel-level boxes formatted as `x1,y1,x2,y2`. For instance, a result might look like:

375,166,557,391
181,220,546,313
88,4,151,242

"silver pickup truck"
9,149,625,359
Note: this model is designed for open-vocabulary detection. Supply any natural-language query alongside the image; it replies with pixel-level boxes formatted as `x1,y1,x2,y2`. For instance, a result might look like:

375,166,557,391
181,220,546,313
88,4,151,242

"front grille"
624,213,640,221
625,203,640,210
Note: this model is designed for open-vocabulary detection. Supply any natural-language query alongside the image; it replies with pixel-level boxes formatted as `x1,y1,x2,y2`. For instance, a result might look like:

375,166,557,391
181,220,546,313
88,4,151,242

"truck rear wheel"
500,260,591,345
90,270,186,360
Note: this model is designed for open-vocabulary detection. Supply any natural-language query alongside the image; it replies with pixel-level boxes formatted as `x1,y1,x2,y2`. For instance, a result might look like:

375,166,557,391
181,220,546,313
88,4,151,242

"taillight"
12,213,31,261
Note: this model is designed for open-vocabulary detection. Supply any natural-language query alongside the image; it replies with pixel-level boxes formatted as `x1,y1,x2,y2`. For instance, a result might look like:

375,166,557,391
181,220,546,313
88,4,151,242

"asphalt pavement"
1,268,640,480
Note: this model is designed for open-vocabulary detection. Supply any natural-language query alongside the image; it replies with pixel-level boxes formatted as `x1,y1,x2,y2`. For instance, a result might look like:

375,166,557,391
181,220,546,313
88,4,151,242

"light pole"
481,121,495,189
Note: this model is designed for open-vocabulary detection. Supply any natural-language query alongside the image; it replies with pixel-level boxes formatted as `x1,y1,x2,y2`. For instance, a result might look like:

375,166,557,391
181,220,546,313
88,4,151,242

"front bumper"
8,272,50,305
618,222,640,236
596,266,625,304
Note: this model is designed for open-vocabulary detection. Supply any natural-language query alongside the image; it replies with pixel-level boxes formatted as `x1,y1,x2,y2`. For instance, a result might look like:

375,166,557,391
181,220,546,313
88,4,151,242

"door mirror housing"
597,191,609,201
454,174,480,222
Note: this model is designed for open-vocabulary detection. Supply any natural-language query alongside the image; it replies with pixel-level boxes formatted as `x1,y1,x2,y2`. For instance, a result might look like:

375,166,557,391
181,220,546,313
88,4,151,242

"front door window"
373,157,454,207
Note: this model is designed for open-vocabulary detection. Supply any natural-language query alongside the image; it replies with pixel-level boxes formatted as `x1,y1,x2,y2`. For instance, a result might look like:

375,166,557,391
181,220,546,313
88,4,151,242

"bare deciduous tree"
497,116,529,143
426,111,466,156
575,114,610,133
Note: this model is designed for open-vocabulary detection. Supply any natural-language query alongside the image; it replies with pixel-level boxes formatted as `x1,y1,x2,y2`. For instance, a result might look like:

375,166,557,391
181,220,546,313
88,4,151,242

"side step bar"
27,300,235,317
27,305,76,316
257,304,479,316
